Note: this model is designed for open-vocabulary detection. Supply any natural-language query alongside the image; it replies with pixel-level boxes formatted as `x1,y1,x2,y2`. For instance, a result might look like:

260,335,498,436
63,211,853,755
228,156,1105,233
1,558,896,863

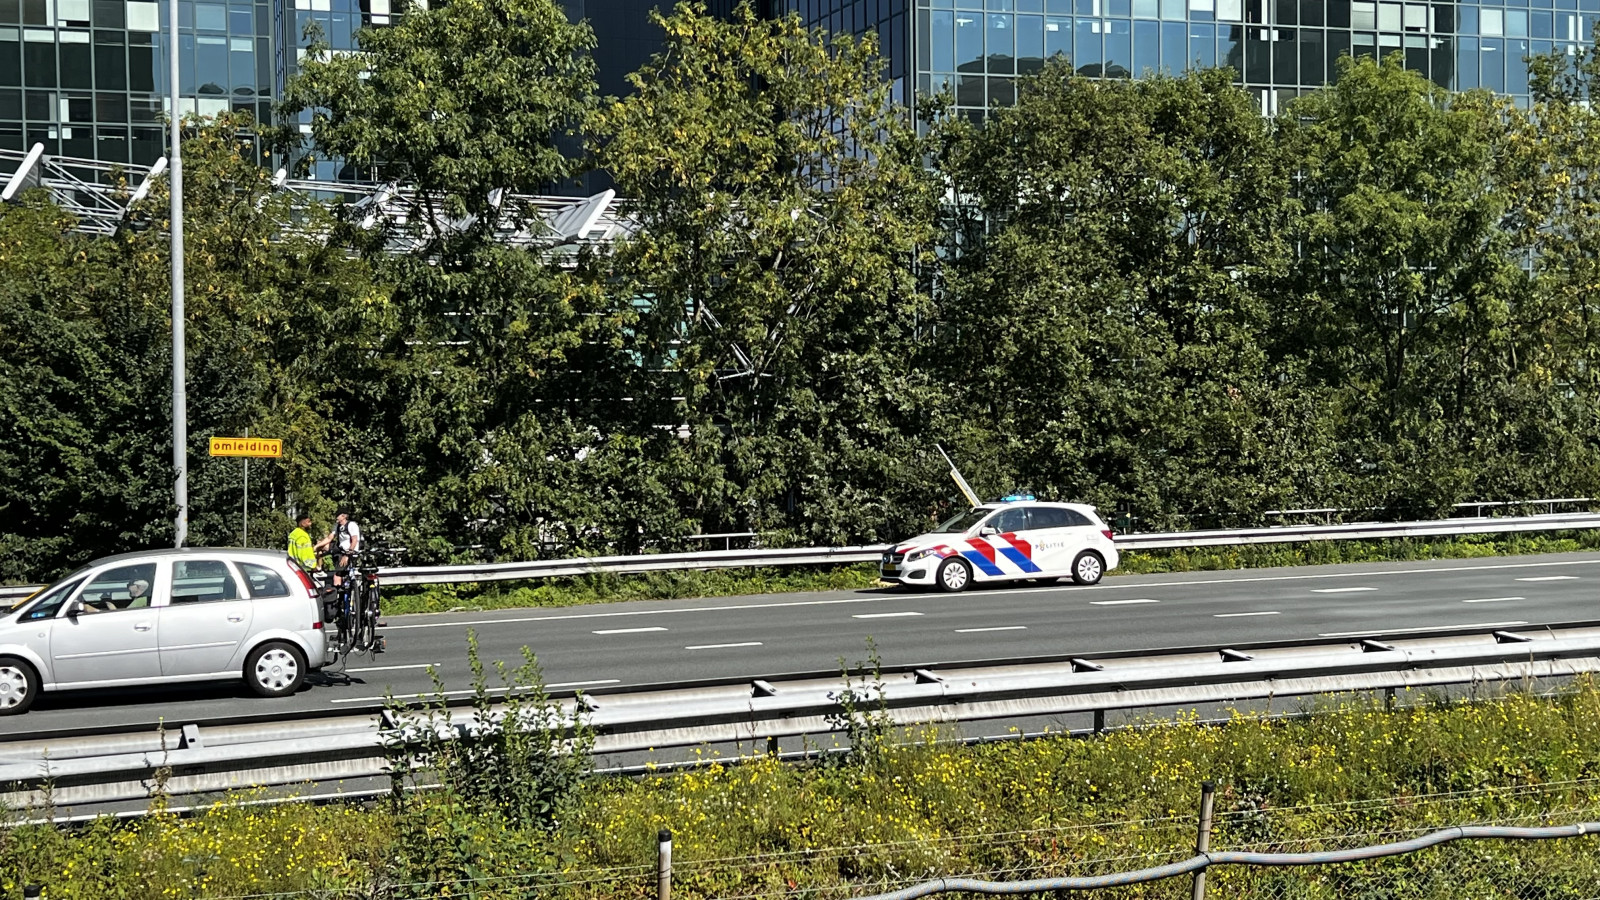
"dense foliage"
7,0,1600,581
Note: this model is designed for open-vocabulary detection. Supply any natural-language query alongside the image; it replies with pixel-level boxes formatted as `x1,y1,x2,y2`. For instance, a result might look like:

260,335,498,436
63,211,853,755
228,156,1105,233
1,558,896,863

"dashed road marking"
1215,611,1281,618
593,626,669,635
331,679,620,704
954,626,1027,633
1319,621,1527,638
1091,599,1159,606
1311,587,1378,594
1516,576,1580,582
345,663,439,673
684,642,764,650
852,611,923,619
1463,597,1524,604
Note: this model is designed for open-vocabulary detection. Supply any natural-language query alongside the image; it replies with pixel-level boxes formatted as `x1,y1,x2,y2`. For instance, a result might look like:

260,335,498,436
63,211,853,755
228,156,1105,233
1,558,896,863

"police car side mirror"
979,525,998,537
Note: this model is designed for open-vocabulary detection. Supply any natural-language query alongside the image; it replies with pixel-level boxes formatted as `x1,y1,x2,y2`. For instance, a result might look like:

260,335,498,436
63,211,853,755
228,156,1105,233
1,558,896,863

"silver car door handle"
227,615,244,622
134,622,153,631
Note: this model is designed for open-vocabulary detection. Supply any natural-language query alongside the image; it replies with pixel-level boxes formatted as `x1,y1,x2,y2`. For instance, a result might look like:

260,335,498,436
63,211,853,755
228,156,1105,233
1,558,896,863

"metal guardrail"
5,509,1600,596
4,623,1600,811
362,510,1600,586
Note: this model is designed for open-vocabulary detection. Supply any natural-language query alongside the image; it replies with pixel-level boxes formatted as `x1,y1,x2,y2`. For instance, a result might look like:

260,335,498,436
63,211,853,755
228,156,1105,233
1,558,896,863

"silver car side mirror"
64,598,85,618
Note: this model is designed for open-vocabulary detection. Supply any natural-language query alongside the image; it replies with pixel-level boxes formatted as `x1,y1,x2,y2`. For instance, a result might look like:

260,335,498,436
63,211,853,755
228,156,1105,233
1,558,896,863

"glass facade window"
0,0,272,163
892,0,1563,122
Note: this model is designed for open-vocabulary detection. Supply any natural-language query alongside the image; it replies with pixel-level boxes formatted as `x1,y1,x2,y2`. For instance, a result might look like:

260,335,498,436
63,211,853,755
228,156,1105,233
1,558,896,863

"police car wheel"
1072,551,1105,586
937,558,972,593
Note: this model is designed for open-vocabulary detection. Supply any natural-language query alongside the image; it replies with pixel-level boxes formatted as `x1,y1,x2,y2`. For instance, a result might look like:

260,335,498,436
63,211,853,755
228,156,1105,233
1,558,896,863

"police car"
880,498,1119,592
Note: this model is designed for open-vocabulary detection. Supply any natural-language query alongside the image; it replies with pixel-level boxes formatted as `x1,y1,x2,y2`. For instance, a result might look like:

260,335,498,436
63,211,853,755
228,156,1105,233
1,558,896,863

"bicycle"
323,549,391,659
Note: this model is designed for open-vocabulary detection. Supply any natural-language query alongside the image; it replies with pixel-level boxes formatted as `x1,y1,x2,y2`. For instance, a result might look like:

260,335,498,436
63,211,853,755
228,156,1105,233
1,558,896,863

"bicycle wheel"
336,581,357,658
354,579,376,653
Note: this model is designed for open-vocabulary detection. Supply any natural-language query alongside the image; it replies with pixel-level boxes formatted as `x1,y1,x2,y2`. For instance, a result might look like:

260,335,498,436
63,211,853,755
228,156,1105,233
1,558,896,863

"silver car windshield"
8,570,89,618
934,507,993,534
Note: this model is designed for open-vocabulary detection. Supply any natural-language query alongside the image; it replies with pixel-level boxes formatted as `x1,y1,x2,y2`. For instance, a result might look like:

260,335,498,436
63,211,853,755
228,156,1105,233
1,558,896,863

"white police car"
880,499,1119,592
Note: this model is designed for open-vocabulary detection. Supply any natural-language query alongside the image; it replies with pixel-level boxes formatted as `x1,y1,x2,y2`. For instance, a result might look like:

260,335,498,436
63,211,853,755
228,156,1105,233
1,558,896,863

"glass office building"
0,0,274,162
0,0,675,172
8,0,1585,170
788,0,1600,119
785,0,914,102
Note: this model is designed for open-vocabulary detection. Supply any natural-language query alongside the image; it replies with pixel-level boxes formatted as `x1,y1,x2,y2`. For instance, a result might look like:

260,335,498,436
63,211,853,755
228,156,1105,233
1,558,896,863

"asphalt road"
6,551,1599,735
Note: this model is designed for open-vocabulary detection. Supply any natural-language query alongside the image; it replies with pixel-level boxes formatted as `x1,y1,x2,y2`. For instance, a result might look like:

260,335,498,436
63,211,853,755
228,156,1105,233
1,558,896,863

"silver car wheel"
0,663,29,710
253,647,300,693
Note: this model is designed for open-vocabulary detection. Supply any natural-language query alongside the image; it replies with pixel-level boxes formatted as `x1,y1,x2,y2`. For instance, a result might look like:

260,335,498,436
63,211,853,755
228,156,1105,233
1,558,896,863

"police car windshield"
934,507,994,533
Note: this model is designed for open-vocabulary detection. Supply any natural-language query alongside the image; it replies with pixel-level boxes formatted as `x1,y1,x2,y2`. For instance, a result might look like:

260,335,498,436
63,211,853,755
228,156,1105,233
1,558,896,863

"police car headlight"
905,548,935,563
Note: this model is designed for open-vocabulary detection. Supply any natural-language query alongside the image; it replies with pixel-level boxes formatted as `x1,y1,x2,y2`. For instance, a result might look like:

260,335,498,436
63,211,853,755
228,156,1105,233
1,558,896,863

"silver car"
0,548,329,715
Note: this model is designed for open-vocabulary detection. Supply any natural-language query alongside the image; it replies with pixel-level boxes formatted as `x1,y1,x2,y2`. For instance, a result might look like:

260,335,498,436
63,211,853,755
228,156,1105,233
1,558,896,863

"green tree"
0,112,383,579
934,63,1327,528
277,0,659,560
277,0,596,211
1280,53,1539,514
589,1,944,544
0,201,167,580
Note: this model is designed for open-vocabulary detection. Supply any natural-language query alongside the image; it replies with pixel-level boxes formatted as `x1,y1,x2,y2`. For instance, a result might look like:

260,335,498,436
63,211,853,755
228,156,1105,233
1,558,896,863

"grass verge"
382,529,1600,616
7,677,1600,899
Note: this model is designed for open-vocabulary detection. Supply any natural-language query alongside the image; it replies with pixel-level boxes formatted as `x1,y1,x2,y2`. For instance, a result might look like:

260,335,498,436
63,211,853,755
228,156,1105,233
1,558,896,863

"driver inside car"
83,578,152,613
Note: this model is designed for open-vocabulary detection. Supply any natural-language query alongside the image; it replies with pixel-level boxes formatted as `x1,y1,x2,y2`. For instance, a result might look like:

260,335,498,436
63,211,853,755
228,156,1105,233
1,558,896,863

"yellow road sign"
210,437,282,458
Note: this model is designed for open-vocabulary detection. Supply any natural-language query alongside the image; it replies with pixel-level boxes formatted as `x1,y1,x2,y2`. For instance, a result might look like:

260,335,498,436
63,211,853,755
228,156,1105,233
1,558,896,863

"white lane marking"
593,626,668,635
385,595,884,631
1319,621,1528,638
1463,596,1524,604
852,611,923,619
381,557,1600,632
330,678,620,704
1516,576,1580,582
1214,611,1280,618
1311,587,1378,594
1090,599,1159,606
684,641,764,650
345,663,440,673
1106,558,1600,592
954,626,1028,633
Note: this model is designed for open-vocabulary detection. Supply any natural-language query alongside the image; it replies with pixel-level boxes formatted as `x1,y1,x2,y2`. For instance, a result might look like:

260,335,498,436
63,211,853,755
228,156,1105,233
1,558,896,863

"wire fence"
21,781,1600,900
144,778,1600,896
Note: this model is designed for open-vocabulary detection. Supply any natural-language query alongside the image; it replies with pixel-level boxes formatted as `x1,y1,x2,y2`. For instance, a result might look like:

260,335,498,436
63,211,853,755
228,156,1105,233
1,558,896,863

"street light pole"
169,0,188,547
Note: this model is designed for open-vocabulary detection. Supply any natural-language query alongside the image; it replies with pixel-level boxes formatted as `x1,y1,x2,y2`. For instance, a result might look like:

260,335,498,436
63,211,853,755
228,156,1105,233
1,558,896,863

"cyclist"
315,509,361,582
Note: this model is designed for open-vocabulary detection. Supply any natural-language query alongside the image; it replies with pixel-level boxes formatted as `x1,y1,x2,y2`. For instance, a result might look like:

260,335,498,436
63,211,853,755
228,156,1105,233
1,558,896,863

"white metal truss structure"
0,142,774,380
0,142,632,254
0,145,168,236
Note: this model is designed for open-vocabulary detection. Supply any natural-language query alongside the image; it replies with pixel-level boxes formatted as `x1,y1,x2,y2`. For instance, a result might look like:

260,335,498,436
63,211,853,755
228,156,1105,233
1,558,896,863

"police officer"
287,512,317,571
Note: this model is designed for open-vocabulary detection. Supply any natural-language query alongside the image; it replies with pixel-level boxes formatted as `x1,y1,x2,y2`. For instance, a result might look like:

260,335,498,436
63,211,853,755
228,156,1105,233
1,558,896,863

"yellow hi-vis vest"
288,526,316,568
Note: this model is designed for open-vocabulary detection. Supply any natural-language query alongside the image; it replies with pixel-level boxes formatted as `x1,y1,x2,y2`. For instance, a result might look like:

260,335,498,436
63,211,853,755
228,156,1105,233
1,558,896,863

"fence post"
767,735,778,757
1192,781,1216,900
658,828,672,900
23,886,40,900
